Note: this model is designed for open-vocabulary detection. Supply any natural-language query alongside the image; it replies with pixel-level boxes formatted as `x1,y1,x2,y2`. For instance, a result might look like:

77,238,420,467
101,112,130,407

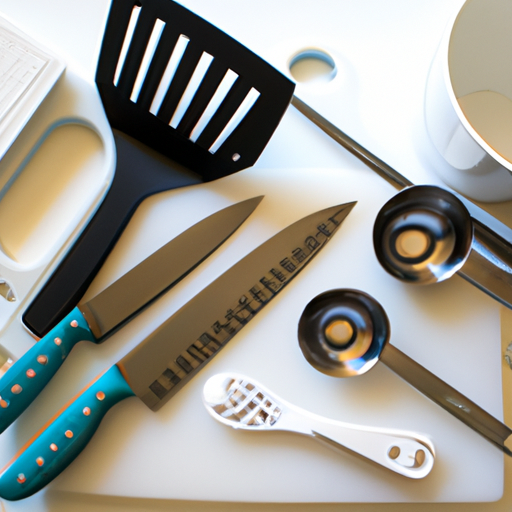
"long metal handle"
458,219,512,308
292,95,512,309
380,343,512,455
291,95,412,190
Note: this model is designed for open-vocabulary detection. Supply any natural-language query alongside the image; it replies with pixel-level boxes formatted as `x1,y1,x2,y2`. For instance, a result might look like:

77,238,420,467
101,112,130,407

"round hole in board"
289,49,337,84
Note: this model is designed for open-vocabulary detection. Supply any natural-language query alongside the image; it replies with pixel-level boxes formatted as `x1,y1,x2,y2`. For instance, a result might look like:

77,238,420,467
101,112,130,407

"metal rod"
291,95,413,190
381,343,512,455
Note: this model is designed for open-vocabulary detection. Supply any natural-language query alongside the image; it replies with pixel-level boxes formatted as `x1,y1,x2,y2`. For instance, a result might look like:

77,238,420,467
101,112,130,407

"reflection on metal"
373,186,472,285
0,279,15,302
146,208,347,404
292,95,512,309
116,202,356,411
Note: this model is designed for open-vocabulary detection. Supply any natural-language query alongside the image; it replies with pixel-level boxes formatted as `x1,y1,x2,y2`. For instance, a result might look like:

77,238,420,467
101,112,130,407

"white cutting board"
0,0,508,504
0,165,504,503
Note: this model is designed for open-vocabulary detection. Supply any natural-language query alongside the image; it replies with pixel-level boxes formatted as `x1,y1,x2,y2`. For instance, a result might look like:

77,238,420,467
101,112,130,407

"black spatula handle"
22,131,201,338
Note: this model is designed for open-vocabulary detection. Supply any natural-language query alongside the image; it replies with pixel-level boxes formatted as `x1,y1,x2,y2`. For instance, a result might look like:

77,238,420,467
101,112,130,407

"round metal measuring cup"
297,288,512,454
298,289,389,377
372,185,473,284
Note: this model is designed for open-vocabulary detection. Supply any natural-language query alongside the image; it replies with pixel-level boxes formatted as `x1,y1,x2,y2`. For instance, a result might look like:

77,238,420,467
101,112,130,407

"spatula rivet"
70,320,79,328
65,430,73,439
36,457,44,466
96,391,105,401
0,397,9,408
50,443,58,452
83,407,91,416
16,473,26,484
26,369,36,378
54,337,62,346
232,153,241,162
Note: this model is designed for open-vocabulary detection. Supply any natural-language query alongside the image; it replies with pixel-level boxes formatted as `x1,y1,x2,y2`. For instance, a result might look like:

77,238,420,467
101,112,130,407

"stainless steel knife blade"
79,196,264,339
0,196,262,435
0,201,355,500
120,201,356,410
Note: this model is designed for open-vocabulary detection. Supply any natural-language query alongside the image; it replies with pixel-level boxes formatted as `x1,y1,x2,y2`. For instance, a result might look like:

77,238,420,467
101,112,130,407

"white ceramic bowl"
425,0,512,202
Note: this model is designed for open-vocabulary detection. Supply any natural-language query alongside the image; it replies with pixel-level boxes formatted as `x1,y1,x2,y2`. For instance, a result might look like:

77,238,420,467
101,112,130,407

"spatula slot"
208,87,260,155
194,78,253,150
113,4,141,87
130,18,166,103
149,34,190,115
187,68,238,142
169,51,214,129
117,7,263,158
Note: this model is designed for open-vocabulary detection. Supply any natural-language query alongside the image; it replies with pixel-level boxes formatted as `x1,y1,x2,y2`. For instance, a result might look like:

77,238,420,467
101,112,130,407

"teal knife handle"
0,307,96,434
0,365,134,501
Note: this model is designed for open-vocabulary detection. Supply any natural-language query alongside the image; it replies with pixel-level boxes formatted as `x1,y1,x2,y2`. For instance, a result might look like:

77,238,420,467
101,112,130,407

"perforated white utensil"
203,372,435,479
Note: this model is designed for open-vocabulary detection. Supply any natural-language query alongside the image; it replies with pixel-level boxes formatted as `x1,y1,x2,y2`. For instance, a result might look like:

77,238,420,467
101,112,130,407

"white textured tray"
0,0,509,505
0,13,115,339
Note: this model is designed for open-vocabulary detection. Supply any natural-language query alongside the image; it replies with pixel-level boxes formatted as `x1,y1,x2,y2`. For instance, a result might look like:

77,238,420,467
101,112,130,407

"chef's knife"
0,197,262,435
0,201,355,500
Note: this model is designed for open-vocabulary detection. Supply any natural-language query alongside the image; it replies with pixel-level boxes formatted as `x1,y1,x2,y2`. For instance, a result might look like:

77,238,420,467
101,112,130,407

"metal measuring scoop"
292,96,512,308
373,185,473,284
297,288,512,455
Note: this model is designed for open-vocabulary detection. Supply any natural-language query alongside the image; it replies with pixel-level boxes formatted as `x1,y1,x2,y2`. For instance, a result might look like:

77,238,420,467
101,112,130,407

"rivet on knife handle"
0,366,134,501
0,309,95,434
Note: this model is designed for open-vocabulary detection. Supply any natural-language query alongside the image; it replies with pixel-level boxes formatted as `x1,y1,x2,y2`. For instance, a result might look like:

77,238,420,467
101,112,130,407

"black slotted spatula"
23,0,295,337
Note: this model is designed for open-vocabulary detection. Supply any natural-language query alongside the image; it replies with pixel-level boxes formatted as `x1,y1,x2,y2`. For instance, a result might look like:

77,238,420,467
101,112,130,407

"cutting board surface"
0,166,504,503
0,0,506,504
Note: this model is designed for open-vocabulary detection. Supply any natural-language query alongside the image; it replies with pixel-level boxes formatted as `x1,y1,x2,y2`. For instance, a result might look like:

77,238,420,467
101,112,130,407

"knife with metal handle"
0,197,262,435
292,95,512,308
0,201,355,500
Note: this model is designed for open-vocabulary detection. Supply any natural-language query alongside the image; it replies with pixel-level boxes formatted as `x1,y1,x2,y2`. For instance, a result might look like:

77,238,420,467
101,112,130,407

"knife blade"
0,196,262,435
0,201,355,500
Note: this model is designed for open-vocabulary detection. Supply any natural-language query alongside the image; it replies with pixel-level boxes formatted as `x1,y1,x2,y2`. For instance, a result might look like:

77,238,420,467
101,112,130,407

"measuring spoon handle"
380,343,512,454
458,218,512,309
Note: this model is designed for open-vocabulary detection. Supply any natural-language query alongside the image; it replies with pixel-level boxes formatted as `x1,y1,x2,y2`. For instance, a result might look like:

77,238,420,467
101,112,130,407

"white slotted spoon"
202,372,435,479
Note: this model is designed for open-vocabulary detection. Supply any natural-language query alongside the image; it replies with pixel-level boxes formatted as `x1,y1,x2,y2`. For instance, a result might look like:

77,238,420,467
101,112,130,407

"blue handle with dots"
0,308,97,434
0,365,134,500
